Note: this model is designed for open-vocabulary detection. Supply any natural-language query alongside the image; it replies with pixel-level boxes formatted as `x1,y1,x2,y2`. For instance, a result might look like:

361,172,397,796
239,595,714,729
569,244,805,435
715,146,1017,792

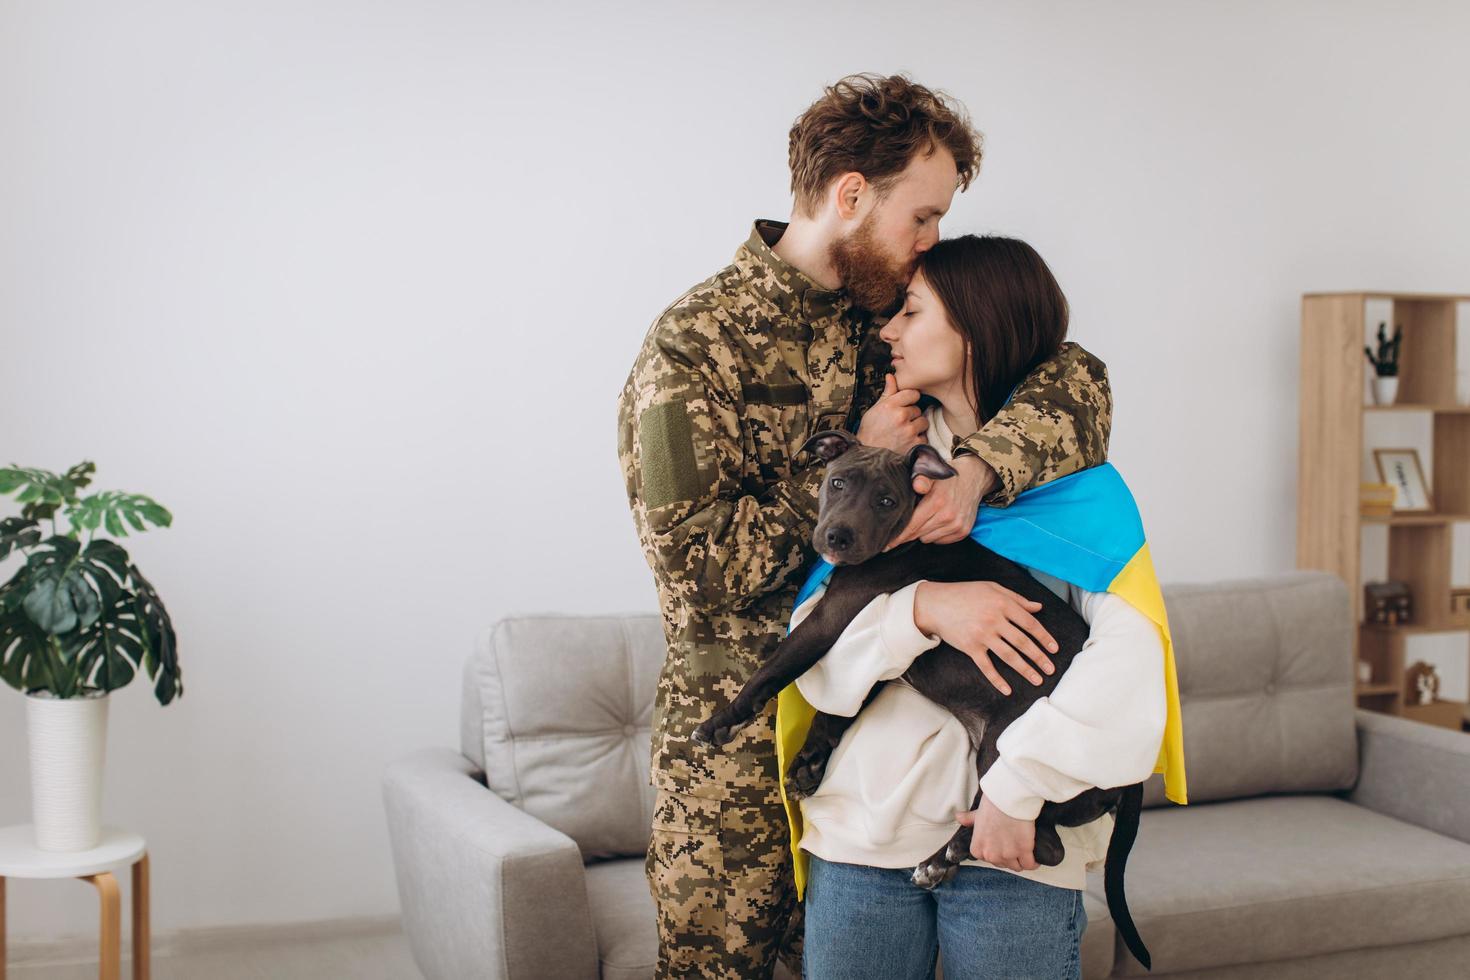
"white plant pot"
1371,376,1400,406
25,690,109,852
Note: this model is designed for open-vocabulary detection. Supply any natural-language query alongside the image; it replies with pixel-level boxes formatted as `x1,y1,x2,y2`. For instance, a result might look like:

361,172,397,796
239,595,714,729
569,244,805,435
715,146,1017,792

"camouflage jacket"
616,219,1112,804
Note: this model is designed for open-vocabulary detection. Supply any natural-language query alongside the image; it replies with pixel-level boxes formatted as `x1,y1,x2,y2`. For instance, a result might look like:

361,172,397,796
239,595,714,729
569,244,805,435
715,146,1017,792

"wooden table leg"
131,854,150,980
81,872,121,980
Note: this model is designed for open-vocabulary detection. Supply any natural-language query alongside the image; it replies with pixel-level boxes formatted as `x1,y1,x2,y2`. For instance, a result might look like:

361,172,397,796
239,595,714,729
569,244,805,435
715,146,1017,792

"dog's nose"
825,526,852,553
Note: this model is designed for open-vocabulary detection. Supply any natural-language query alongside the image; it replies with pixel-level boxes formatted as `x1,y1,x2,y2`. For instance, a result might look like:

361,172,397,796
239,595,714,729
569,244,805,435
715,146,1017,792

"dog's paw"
911,858,956,891
784,759,827,800
690,717,741,747
1033,835,1066,867
945,840,973,865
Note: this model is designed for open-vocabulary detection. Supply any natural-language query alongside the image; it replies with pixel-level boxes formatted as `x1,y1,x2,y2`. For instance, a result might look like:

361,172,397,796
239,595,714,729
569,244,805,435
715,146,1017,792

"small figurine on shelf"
1406,660,1441,706
1365,581,1413,625
1364,321,1403,406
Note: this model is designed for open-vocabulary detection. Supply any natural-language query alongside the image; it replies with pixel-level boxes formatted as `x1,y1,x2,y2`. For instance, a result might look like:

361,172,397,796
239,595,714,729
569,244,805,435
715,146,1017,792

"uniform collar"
734,219,853,327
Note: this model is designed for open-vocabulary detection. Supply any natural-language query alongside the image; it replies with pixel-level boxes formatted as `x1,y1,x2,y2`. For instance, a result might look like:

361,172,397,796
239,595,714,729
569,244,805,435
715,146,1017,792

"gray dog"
691,429,1152,972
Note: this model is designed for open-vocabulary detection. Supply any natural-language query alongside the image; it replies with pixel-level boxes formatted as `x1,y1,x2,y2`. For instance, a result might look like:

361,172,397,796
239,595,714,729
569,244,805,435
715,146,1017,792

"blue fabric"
969,462,1144,591
802,854,1085,980
791,462,1145,617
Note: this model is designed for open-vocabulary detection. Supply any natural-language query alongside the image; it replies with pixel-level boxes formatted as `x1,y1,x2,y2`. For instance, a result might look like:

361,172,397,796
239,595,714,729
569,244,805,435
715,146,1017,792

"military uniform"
616,219,1112,978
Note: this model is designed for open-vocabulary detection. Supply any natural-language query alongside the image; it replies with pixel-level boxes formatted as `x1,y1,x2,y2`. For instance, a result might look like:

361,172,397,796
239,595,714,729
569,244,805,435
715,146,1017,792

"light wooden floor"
6,929,420,979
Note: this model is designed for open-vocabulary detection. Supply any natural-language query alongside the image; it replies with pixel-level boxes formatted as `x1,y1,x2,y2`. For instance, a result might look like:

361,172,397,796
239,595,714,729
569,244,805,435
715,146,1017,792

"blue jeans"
802,855,1086,979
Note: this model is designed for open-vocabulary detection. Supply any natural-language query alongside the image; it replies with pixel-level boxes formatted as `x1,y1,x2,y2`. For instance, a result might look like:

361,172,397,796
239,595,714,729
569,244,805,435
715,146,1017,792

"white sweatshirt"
791,406,1167,891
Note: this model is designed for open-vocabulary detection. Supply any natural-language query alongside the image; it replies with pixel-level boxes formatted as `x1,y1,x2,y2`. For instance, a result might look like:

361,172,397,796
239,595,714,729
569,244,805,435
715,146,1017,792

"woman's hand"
957,796,1038,871
912,580,1058,695
856,373,927,453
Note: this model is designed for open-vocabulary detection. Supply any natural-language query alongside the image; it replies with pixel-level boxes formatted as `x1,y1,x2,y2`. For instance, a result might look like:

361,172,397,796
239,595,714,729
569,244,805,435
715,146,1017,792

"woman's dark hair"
915,235,1069,423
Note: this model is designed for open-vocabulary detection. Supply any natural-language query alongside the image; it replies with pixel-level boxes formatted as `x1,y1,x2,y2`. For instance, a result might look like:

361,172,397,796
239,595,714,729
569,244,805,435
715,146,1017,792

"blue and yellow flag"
775,461,1188,898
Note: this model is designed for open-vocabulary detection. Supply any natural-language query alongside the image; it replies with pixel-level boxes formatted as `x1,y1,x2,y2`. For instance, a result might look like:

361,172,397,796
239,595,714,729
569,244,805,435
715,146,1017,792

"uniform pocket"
648,788,726,952
741,400,811,485
651,786,723,836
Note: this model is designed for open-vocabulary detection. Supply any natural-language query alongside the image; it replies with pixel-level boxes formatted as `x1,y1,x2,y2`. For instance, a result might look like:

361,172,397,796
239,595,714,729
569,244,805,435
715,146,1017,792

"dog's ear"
802,430,858,462
907,444,957,481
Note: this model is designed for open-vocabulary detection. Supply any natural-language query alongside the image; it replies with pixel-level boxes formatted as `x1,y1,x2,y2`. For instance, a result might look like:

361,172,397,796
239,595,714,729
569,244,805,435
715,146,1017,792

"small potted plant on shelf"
1364,321,1403,406
0,462,182,852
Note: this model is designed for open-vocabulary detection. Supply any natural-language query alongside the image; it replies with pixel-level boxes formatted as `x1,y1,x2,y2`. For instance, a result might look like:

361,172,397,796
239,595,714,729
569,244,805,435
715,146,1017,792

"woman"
794,235,1167,979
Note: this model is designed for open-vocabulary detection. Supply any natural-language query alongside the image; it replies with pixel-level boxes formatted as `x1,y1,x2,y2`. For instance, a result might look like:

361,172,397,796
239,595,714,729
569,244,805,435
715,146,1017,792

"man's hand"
855,373,927,454
885,454,996,550
912,580,1058,695
957,796,1038,871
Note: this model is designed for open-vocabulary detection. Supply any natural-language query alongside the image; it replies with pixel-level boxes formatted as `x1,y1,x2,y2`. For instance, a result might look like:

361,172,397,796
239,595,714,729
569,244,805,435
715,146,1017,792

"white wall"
2,0,1468,940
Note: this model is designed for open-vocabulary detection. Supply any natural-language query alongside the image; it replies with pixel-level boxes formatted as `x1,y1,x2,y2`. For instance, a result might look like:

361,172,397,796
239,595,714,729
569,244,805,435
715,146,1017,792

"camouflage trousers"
645,784,804,979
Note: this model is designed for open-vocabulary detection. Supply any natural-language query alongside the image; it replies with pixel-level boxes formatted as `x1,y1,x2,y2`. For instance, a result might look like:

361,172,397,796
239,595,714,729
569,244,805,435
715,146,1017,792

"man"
616,73,1112,978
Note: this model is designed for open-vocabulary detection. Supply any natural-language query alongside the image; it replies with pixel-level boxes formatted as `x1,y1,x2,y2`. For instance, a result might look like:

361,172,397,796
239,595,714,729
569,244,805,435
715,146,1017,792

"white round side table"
0,825,149,980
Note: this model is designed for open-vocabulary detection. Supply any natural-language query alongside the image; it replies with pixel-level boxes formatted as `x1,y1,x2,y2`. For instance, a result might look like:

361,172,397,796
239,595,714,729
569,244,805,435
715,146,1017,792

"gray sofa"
383,571,1470,978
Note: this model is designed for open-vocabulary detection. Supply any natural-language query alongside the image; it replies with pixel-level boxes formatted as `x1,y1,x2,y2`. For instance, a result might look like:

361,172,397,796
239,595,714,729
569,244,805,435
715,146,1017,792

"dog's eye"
878,496,895,508
830,478,845,490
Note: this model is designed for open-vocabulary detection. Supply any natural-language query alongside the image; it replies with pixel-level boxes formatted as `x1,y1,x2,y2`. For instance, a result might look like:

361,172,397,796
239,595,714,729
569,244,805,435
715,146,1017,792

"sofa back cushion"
463,571,1360,849
461,613,664,860
1140,571,1358,808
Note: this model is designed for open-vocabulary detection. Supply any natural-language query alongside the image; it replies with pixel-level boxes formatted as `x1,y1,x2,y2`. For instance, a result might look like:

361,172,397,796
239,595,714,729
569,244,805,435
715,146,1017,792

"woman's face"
878,269,966,397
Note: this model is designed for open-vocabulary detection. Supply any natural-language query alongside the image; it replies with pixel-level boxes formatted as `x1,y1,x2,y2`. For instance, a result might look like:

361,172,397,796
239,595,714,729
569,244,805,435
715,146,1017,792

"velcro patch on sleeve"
639,400,704,510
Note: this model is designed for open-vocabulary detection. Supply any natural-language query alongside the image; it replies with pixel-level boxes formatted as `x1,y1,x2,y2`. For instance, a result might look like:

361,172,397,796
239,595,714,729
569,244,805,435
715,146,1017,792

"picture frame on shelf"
1373,448,1433,513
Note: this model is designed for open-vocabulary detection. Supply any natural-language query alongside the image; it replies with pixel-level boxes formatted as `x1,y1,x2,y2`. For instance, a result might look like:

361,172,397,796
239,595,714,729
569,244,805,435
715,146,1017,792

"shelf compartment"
1389,299,1458,406
1433,414,1470,516
1386,524,1452,626
1357,627,1406,693
1402,697,1468,731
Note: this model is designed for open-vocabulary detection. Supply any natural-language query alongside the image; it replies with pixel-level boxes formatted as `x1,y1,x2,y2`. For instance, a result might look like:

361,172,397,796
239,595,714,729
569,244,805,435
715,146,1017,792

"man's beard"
828,211,913,316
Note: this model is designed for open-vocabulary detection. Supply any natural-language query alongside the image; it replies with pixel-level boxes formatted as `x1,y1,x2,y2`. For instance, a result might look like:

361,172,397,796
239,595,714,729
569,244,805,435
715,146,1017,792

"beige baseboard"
7,913,403,967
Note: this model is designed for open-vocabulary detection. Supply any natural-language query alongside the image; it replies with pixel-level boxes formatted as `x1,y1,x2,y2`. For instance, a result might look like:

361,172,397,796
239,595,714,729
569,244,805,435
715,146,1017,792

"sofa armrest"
382,747,598,980
1343,708,1470,845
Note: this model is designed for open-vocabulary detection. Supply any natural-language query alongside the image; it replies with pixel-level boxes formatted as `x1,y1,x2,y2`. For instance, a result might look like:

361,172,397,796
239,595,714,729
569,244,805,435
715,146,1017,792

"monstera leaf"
0,517,42,561
68,490,171,538
20,537,96,634
0,590,57,693
0,462,94,523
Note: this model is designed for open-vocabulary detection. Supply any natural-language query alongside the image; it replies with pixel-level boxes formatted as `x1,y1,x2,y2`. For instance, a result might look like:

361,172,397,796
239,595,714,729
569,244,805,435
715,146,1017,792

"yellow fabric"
774,540,1188,900
1110,543,1189,807
775,683,819,898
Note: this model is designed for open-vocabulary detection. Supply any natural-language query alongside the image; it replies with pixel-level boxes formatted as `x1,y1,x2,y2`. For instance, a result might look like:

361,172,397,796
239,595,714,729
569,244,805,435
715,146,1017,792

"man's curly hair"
788,73,983,219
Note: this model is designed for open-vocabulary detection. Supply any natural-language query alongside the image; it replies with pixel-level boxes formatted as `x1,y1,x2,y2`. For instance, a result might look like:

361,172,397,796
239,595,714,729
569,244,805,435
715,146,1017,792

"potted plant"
1364,321,1403,406
0,462,182,852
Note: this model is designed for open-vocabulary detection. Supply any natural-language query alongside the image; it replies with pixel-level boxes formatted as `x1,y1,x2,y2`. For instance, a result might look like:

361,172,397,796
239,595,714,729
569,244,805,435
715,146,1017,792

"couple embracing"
617,72,1185,980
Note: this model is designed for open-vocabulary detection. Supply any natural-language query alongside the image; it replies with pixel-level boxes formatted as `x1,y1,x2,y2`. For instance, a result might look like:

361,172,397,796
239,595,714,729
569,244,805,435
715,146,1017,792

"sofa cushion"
462,614,665,859
1079,890,1115,980
1088,794,1470,976
1140,572,1358,808
585,858,657,980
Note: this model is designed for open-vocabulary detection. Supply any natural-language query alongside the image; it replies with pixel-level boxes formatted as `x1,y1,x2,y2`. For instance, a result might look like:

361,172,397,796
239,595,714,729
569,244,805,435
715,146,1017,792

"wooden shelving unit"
1298,291,1470,732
